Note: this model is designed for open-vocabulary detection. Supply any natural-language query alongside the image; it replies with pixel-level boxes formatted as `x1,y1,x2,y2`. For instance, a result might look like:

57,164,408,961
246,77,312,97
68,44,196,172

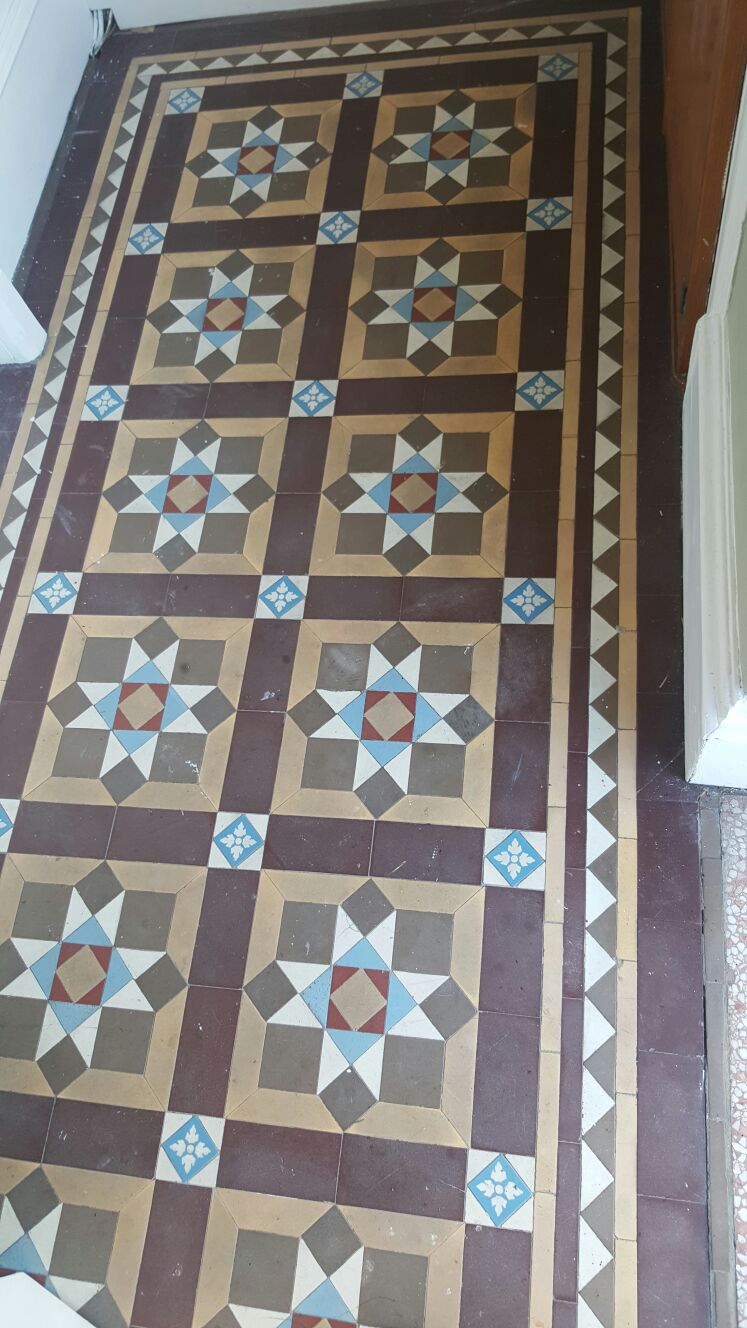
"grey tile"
320,1068,376,1128
277,901,336,964
137,954,185,1012
409,743,465,797
419,644,472,694
50,1204,118,1281
302,736,358,790
230,1230,298,1312
303,1206,360,1276
392,910,452,974
115,890,173,949
380,1036,443,1107
258,1024,323,1093
317,643,369,691
344,880,393,936
6,1167,58,1230
38,1036,88,1094
360,1248,427,1328
0,996,44,1059
421,977,475,1039
13,882,69,939
90,1008,152,1073
245,961,296,1020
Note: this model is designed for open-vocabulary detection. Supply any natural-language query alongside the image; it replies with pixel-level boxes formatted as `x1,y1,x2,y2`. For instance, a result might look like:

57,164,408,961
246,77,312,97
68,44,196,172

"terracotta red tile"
553,1141,580,1302
221,711,284,812
489,720,549,831
638,1197,709,1328
0,1091,53,1162
239,619,299,710
10,799,114,857
638,1051,707,1203
495,626,553,723
305,576,402,620
133,1183,210,1328
460,1224,531,1328
189,870,259,988
263,493,320,574
400,577,500,622
479,889,544,1017
265,815,372,876
169,986,241,1116
338,1135,465,1219
371,821,483,885
45,1099,162,1176
219,1120,340,1200
109,807,213,863
638,920,704,1055
472,1011,539,1154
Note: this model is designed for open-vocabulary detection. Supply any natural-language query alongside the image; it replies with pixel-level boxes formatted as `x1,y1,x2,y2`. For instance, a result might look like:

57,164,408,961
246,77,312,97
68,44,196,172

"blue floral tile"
344,69,384,99
82,385,128,422
318,210,360,245
126,222,169,255
483,829,546,890
538,52,578,82
0,798,18,853
465,1150,534,1228
210,812,268,870
501,577,555,624
157,1113,224,1185
256,574,308,620
526,197,572,231
515,371,564,411
290,380,338,418
166,86,204,115
29,572,81,615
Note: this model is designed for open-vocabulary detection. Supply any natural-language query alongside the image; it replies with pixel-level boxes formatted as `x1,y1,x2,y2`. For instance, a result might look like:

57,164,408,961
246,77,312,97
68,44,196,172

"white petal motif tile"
483,829,547,890
465,1149,535,1229
126,222,169,255
290,380,338,418
0,798,19,852
255,574,308,621
29,572,81,615
210,812,268,870
82,386,129,422
157,1112,224,1186
501,578,555,624
318,211,360,245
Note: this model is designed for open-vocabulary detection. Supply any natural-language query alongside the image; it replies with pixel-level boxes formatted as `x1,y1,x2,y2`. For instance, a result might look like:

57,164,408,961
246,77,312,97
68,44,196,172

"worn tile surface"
0,5,705,1327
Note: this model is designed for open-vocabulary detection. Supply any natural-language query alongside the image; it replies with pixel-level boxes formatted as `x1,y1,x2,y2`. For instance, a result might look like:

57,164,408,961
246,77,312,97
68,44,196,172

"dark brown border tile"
218,1120,341,1200
132,1182,210,1328
45,1098,162,1177
337,1134,465,1219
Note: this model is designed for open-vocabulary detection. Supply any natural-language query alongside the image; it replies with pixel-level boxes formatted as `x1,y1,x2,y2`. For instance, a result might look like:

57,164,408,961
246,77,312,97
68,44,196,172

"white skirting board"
112,0,376,24
0,1273,89,1325
683,313,747,788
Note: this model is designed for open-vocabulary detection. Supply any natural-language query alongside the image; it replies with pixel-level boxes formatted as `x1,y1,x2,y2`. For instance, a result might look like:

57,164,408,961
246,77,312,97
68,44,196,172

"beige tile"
534,1049,560,1194
617,837,638,963
616,961,638,1098
540,920,563,1053
528,1190,555,1328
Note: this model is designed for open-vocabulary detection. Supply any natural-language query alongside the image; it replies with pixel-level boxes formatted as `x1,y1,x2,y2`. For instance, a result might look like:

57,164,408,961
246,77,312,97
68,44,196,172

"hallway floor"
0,5,710,1327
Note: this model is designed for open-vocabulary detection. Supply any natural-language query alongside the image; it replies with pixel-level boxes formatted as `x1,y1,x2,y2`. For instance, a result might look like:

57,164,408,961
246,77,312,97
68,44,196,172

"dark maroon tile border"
218,1119,341,1200
0,1090,53,1162
132,1182,211,1328
337,1134,466,1218
44,1098,162,1176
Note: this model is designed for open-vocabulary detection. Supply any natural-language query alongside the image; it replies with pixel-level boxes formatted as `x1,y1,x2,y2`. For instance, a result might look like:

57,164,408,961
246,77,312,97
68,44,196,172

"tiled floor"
0,4,711,1327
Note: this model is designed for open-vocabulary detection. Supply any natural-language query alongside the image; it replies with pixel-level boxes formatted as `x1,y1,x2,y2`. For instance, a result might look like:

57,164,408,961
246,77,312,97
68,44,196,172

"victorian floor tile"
0,6,699,1327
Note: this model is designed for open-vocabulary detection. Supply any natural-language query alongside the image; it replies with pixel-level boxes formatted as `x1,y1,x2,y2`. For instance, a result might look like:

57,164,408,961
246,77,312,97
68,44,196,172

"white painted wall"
683,75,747,789
113,0,370,25
0,0,91,277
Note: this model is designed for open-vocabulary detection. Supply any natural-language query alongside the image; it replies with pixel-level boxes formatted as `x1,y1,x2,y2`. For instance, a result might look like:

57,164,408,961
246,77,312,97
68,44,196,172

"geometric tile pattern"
348,237,521,375
370,88,531,204
319,415,507,575
98,421,275,571
288,623,493,816
501,577,555,624
144,248,309,380
35,618,239,805
29,572,81,615
0,14,642,1328
185,105,332,217
0,861,187,1093
245,878,476,1129
210,812,268,870
483,829,547,889
0,1168,122,1318
157,1113,225,1186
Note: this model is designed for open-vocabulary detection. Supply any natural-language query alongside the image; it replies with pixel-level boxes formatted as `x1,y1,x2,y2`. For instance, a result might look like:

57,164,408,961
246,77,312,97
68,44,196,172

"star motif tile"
239,873,481,1135
502,577,555,624
279,621,497,820
515,370,565,410
82,385,128,422
210,812,268,869
256,573,308,619
0,1165,146,1322
368,86,533,206
194,1199,460,1328
526,196,572,230
318,209,360,244
315,414,509,576
91,420,281,573
344,237,522,376
483,829,547,889
126,221,168,254
140,247,312,382
182,102,337,218
157,1112,224,1185
26,616,248,809
0,860,197,1095
465,1150,535,1228
29,572,81,615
